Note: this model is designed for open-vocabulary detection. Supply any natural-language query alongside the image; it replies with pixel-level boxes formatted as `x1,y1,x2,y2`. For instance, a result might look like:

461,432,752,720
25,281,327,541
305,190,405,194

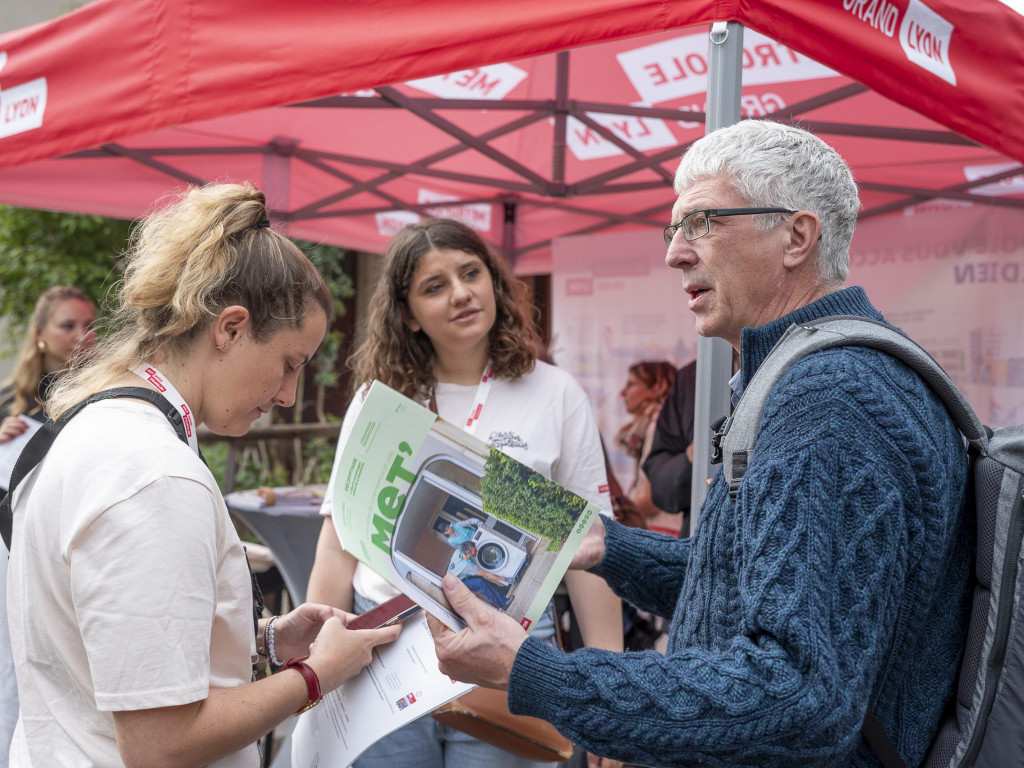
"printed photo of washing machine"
390,453,539,619
469,520,532,582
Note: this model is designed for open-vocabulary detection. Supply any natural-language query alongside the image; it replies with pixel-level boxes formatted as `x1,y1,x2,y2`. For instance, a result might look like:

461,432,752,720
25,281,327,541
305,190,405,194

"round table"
225,485,326,607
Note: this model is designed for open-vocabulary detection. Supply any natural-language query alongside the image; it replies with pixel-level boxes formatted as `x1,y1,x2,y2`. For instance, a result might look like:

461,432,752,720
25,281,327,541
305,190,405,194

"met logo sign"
0,52,48,140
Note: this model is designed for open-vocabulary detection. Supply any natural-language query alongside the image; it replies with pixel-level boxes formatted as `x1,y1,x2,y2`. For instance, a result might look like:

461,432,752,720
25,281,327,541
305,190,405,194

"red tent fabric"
0,0,1022,267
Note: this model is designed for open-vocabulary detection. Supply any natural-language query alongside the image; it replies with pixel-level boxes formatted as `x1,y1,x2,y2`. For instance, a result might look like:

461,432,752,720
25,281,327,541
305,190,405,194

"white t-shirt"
320,361,611,604
7,399,257,768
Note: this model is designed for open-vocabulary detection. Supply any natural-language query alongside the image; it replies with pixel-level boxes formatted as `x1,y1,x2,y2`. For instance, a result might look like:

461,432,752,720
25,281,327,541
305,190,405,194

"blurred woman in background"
0,285,96,444
616,360,677,535
0,285,96,768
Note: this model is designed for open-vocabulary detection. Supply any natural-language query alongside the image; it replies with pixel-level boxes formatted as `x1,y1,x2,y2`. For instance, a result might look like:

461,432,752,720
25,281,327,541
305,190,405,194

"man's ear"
782,211,822,270
214,305,251,348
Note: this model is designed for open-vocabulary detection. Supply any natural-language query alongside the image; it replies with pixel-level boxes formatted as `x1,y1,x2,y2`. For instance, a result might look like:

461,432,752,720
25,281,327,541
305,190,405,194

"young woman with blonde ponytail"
6,182,400,768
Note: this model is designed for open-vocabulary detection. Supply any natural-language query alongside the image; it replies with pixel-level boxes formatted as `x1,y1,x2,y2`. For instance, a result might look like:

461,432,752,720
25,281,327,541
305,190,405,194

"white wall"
551,203,1024,484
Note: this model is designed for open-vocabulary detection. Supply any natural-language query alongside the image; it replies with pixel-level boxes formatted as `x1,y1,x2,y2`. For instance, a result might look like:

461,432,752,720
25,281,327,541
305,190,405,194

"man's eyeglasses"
664,207,796,246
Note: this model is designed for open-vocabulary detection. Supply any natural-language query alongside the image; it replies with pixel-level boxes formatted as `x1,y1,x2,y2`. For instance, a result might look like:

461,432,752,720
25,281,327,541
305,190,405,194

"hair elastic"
254,219,271,229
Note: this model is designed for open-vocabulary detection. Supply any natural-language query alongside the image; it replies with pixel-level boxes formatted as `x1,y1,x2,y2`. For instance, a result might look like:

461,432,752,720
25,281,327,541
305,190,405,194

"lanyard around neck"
132,364,200,455
130,366,258,630
429,362,494,437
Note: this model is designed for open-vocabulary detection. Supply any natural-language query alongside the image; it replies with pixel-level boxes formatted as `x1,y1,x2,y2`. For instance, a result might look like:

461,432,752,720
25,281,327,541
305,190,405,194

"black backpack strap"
1,386,189,550
861,706,908,768
1,385,262,637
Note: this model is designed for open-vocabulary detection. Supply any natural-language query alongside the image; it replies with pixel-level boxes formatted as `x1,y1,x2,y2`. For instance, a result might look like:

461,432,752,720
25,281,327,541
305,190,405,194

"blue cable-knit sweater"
508,287,972,768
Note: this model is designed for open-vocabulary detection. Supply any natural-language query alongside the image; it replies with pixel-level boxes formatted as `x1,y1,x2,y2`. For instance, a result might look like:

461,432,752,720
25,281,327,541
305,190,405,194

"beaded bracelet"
264,615,283,667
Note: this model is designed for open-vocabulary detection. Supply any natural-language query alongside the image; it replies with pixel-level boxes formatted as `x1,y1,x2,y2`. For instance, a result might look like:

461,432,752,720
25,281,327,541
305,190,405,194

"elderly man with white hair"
427,120,972,768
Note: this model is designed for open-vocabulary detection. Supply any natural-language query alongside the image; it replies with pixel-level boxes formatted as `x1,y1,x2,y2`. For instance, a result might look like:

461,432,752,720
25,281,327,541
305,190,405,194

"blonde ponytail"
48,182,332,417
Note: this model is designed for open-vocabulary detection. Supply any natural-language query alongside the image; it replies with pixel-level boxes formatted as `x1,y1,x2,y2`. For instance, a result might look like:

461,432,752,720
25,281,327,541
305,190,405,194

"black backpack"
714,315,1024,768
1,387,184,550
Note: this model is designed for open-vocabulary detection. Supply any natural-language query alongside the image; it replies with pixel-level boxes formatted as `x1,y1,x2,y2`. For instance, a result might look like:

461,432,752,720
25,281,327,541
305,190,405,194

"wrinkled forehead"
671,173,745,219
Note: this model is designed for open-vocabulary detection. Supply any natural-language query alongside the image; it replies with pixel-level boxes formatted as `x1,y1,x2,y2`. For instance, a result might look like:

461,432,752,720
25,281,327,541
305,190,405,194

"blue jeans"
460,575,512,609
352,592,559,768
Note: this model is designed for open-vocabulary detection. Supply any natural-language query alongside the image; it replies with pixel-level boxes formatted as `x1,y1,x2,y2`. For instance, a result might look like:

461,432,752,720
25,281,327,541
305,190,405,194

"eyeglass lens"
664,208,794,246
663,212,709,246
682,211,708,240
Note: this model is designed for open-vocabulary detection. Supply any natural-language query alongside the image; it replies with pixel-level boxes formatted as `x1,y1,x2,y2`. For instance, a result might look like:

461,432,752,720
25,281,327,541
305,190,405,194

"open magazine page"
292,380,600,766
290,612,473,768
329,379,600,632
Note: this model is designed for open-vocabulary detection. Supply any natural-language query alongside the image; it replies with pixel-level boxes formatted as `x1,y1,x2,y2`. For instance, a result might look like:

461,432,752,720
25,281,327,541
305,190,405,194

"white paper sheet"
0,417,42,492
290,612,472,767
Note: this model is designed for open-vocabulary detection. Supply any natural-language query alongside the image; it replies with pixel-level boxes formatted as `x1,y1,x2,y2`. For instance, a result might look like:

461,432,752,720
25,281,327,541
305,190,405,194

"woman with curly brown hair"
308,217,622,768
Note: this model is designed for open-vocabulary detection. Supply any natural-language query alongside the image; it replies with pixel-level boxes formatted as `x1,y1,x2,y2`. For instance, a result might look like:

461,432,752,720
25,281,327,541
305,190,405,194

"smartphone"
346,594,422,630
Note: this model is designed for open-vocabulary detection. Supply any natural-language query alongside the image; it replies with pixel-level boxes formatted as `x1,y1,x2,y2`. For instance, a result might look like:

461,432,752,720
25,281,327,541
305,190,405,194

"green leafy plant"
479,449,587,550
0,206,130,342
300,241,356,421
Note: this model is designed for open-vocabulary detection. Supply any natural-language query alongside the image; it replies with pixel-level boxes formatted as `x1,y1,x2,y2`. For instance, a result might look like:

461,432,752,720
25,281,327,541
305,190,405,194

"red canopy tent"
0,0,1022,271
2,0,1022,520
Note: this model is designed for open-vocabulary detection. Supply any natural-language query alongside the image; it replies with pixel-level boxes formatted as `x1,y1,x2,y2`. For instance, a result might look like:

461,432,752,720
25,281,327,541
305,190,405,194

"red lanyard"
428,362,494,436
132,365,199,455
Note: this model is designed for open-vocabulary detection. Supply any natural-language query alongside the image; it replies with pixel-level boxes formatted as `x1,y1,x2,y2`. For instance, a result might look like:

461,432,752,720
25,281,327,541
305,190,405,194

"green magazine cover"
330,379,600,632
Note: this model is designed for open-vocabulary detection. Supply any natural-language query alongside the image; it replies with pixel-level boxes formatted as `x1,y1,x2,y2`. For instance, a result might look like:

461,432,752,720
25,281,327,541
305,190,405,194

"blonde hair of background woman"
4,285,92,418
49,182,332,418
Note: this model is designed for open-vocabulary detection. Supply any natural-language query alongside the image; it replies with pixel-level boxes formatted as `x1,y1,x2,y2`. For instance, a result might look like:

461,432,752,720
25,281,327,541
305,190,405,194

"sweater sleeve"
507,348,967,767
590,517,691,617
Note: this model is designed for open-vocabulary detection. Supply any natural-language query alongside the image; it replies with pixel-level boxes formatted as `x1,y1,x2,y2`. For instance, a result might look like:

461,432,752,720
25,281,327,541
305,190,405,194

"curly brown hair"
349,218,538,400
